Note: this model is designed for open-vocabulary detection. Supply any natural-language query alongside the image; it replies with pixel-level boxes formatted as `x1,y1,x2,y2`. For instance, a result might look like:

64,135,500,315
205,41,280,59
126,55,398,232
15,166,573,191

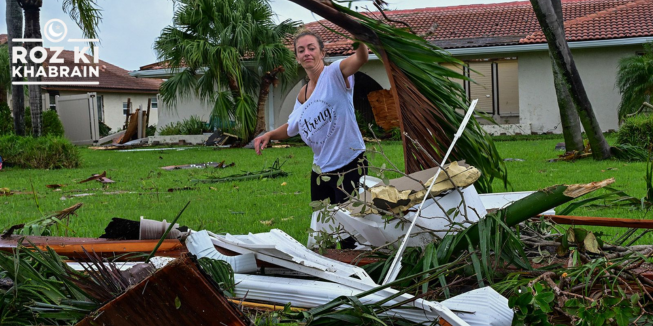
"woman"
254,30,368,205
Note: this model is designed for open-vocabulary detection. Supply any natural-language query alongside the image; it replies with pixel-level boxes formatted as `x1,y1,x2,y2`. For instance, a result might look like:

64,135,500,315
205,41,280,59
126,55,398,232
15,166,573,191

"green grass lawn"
1,135,651,244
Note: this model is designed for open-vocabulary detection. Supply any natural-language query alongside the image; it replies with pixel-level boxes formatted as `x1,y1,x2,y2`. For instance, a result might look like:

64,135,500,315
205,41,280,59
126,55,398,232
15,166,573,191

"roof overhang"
445,36,653,56
131,36,653,79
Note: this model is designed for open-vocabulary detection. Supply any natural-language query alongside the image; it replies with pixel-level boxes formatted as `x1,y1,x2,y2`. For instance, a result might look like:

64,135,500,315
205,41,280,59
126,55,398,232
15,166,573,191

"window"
96,95,104,122
123,102,129,115
48,91,60,110
442,58,519,120
150,97,158,109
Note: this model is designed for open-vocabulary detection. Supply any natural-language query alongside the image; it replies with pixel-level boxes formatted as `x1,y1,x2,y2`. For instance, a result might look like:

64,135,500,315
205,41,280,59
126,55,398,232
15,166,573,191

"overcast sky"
0,0,515,71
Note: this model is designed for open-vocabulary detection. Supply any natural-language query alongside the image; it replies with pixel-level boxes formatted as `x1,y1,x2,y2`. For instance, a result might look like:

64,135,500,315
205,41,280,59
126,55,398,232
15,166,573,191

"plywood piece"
118,110,139,144
367,88,399,131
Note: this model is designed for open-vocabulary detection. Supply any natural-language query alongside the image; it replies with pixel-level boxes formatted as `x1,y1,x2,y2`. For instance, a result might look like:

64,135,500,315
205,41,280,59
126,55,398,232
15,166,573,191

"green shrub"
0,103,13,135
23,108,66,137
99,121,111,137
616,114,653,147
0,134,81,169
158,121,182,135
146,124,157,137
158,116,209,135
42,110,65,137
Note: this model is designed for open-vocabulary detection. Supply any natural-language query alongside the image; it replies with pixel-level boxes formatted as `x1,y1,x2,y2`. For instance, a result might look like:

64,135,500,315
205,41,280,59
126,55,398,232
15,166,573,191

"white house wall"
518,45,641,134
157,93,212,133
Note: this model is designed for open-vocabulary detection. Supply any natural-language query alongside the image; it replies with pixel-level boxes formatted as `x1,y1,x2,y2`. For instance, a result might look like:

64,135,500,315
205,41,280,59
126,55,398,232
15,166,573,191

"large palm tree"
15,0,101,137
154,0,299,141
616,42,653,120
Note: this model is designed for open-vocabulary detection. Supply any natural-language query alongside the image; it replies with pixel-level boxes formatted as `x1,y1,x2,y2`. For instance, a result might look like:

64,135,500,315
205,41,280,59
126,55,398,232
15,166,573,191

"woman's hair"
293,29,325,54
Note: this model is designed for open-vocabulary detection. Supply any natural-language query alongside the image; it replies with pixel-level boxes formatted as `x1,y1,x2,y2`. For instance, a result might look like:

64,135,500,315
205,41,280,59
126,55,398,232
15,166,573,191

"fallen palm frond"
2,203,83,237
0,241,100,325
289,0,507,192
192,158,287,183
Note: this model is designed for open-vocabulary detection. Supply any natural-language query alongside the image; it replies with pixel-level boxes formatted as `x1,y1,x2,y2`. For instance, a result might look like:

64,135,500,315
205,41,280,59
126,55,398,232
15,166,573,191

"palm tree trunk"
6,0,25,136
530,0,611,159
20,0,43,137
453,178,615,254
254,66,284,137
551,54,584,152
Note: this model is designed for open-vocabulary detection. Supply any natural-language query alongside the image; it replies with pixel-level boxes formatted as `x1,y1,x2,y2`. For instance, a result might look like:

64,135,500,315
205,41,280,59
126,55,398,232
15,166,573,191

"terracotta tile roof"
302,0,653,56
40,49,162,93
0,34,7,45
521,0,653,43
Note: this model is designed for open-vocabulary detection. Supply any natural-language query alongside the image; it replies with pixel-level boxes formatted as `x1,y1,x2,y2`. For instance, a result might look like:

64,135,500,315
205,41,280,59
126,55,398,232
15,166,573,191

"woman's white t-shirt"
287,60,365,173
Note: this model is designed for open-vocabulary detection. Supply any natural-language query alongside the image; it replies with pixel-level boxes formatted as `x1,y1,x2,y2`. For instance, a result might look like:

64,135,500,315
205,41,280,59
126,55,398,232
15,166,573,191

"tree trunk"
7,0,25,135
551,54,584,152
254,66,285,137
453,178,615,254
22,3,42,137
530,0,611,159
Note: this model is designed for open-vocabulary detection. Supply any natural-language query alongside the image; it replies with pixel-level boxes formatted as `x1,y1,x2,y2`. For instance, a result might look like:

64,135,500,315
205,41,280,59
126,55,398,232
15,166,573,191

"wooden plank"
0,235,186,259
540,215,653,229
75,255,251,326
118,109,140,144
145,98,152,138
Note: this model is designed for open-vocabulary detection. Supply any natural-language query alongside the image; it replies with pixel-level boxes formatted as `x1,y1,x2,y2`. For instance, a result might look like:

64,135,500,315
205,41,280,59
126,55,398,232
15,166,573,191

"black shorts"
311,152,368,205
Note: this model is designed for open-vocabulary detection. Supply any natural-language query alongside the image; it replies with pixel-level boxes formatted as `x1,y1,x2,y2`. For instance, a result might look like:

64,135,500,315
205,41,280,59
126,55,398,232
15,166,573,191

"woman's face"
295,35,324,70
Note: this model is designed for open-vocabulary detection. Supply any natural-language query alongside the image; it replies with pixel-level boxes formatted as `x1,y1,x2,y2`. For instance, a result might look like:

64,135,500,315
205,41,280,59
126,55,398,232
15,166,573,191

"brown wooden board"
540,215,653,229
75,255,251,326
118,110,139,144
0,236,186,259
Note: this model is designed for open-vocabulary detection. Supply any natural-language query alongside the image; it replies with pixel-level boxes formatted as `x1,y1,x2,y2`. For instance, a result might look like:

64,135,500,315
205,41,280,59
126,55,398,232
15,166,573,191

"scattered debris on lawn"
161,160,235,170
192,159,287,184
3,170,653,326
60,193,94,200
46,184,66,189
205,130,239,147
167,186,199,192
0,188,34,196
100,217,190,240
78,171,115,184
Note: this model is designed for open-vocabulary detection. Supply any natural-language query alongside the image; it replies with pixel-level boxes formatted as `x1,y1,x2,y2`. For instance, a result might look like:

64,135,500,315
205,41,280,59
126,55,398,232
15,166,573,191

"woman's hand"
253,132,271,155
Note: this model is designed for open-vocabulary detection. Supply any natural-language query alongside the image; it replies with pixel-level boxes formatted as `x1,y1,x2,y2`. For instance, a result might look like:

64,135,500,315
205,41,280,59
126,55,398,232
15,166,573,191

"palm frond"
616,42,653,120
61,0,102,51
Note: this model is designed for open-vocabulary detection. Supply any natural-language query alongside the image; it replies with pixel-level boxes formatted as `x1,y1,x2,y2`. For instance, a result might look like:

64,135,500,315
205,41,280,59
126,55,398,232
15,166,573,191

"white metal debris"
232,274,512,326
186,230,257,273
209,229,471,326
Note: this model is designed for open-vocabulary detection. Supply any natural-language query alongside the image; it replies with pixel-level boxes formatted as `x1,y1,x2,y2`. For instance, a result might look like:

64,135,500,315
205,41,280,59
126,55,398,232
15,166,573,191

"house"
2,35,163,133
131,0,653,135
